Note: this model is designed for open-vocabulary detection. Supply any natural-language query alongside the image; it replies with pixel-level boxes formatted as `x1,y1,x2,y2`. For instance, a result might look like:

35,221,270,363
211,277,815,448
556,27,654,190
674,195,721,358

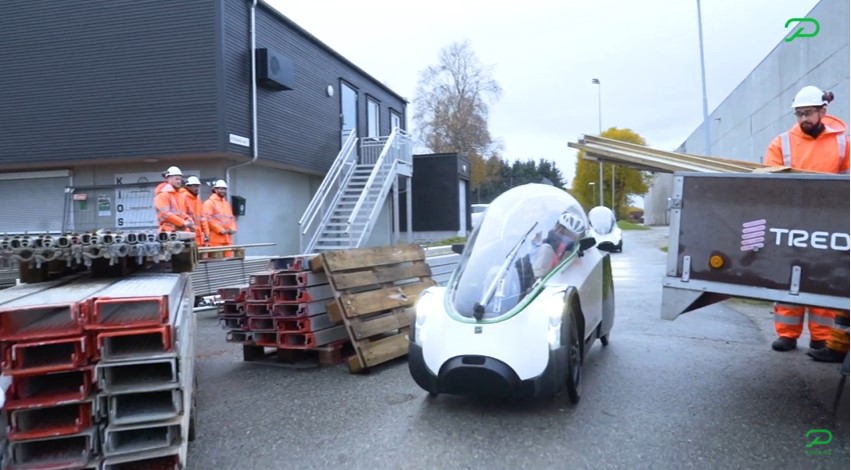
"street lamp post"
592,78,603,207
696,0,711,155
588,182,596,206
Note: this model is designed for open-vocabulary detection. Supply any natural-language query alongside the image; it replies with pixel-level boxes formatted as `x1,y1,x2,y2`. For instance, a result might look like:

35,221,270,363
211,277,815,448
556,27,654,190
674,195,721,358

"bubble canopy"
447,184,588,320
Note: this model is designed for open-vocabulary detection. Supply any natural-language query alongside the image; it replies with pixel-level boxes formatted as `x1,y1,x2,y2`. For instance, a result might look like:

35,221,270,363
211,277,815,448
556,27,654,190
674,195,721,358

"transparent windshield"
588,206,615,234
449,184,588,320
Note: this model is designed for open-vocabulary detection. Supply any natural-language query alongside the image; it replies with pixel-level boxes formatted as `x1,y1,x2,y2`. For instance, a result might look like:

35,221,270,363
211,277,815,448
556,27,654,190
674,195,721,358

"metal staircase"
298,128,413,254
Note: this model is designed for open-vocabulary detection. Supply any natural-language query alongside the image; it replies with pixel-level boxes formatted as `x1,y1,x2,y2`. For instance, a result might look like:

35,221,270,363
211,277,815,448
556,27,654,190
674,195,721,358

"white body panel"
419,287,551,380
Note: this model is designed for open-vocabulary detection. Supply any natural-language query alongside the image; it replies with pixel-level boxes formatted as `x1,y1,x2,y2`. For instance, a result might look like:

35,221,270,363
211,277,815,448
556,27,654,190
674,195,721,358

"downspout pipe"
225,0,260,190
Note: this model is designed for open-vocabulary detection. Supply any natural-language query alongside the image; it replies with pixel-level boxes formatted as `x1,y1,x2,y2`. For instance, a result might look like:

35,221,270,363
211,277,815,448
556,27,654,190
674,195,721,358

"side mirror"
579,237,596,252
451,243,465,255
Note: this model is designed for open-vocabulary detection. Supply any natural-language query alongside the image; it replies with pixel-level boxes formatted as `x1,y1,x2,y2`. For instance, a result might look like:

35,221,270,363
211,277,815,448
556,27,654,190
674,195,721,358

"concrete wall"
644,0,850,225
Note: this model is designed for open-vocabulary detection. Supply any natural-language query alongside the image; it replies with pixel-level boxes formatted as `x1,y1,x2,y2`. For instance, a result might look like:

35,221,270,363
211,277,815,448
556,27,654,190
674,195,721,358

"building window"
390,110,402,132
367,97,380,138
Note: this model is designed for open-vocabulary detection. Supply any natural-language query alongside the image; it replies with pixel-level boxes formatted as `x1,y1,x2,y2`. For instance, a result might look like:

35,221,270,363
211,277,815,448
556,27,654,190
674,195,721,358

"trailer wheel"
565,311,582,404
188,375,198,442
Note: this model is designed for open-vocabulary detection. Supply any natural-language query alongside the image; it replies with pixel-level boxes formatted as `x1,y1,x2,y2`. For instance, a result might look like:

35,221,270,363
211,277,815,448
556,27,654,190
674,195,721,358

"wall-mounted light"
326,85,335,97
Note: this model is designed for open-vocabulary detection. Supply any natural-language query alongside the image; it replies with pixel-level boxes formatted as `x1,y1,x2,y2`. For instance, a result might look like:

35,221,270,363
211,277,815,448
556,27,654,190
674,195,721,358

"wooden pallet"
311,244,436,373
241,340,353,367
199,247,246,261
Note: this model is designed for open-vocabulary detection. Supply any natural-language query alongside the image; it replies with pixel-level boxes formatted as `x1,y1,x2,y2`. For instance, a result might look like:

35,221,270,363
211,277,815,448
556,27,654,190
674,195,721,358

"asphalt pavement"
187,227,849,469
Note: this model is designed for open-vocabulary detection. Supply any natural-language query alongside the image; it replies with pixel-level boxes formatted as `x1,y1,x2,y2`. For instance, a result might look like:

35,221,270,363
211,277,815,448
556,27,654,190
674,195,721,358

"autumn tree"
413,40,502,194
570,127,652,218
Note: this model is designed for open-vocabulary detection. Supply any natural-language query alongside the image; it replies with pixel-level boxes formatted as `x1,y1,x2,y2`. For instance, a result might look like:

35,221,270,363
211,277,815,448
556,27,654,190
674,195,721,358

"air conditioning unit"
255,48,294,91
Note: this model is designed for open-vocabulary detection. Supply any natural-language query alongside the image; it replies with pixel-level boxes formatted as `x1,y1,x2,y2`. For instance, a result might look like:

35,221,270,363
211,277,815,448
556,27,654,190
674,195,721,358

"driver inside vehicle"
529,210,587,279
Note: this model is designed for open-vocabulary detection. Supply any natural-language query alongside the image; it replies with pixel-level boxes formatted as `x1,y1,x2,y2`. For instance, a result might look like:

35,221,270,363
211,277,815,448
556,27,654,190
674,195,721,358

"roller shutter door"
0,170,69,234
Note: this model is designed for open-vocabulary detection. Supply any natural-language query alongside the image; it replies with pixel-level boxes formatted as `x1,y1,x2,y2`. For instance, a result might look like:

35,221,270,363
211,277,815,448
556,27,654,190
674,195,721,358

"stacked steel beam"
0,272,195,469
220,255,348,352
89,272,193,468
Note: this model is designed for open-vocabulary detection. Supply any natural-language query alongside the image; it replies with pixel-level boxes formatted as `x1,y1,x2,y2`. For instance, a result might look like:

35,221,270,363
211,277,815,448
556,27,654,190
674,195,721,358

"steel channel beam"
3,335,89,376
0,277,121,341
100,444,181,469
275,313,336,333
86,273,186,329
278,324,348,349
97,358,178,394
271,284,333,304
7,399,95,442
270,300,327,318
107,388,183,427
7,426,97,469
5,367,94,410
102,418,181,458
96,326,174,362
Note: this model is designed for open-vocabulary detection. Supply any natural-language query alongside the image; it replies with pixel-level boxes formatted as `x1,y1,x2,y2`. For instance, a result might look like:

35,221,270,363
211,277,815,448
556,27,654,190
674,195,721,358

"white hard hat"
213,179,228,189
185,176,201,186
791,85,828,108
164,166,183,177
557,210,586,238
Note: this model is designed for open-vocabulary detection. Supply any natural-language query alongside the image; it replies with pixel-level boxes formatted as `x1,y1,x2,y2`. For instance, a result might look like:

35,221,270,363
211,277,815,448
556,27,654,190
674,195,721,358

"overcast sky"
268,0,821,189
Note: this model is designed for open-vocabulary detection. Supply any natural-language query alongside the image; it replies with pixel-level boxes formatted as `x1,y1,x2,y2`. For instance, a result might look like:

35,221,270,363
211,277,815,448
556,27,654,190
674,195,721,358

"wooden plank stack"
310,244,436,373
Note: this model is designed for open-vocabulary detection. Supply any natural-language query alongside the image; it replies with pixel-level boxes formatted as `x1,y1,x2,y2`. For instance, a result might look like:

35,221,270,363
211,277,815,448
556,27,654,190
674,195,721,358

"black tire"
565,311,582,404
600,334,609,346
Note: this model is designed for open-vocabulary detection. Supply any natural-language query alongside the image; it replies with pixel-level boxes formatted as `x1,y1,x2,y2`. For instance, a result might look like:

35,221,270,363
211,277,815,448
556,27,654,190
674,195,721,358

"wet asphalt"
187,227,849,469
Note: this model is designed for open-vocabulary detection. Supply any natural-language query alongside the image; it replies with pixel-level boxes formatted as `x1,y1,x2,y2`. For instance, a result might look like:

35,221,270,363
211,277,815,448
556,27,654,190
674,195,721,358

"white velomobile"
587,206,623,252
408,183,616,403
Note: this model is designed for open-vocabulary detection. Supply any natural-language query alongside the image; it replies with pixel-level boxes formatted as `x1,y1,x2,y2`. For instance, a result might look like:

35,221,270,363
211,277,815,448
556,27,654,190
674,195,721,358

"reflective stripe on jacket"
764,114,850,174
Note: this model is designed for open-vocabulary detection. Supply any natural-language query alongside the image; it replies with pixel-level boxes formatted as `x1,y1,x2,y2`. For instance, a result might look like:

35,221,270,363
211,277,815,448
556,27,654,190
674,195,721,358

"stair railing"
345,127,413,247
298,129,358,253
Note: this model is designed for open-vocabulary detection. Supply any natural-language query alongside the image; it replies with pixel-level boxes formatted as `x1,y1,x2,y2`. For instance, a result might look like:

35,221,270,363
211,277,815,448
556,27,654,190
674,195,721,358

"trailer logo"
742,220,850,252
805,429,832,456
740,219,767,251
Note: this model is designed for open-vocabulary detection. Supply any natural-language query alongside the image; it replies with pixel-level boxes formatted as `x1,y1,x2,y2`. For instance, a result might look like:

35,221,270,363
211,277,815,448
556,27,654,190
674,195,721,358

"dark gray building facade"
0,0,408,253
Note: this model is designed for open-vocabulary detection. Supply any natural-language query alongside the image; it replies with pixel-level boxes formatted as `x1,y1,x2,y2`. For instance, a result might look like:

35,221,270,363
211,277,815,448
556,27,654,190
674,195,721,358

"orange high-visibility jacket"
203,193,237,247
180,188,210,245
154,184,191,232
764,114,849,174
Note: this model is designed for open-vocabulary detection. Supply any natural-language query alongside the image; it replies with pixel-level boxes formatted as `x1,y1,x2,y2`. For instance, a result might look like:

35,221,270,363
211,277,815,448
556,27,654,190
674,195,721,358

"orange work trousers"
826,310,850,353
773,303,835,342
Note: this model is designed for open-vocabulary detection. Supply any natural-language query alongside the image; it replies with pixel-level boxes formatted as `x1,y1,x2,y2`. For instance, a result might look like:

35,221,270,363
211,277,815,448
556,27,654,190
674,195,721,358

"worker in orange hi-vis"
153,167,194,234
156,166,183,193
180,176,210,247
202,179,237,257
763,85,849,363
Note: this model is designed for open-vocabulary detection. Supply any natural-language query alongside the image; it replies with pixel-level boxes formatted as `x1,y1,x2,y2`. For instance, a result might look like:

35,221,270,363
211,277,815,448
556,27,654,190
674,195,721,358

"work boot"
772,337,797,351
807,347,847,363
809,340,826,350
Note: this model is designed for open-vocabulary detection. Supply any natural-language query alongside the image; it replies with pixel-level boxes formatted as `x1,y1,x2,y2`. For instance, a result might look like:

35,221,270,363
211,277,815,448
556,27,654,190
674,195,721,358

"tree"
413,40,502,193
570,127,652,218
475,157,567,204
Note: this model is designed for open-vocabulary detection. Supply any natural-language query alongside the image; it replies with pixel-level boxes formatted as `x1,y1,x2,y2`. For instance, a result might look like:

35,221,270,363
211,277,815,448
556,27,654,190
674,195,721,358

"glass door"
341,82,358,147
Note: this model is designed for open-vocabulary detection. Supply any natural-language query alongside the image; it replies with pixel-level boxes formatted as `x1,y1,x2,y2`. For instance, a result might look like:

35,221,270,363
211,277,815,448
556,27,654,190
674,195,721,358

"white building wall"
644,0,850,225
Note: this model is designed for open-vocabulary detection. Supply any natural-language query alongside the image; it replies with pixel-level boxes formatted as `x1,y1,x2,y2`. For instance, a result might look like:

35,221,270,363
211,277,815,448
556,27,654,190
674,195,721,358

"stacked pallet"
219,255,350,365
0,272,195,469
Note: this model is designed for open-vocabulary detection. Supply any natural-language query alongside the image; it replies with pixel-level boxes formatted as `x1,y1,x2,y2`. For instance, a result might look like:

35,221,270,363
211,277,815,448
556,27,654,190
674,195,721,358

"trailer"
660,172,850,320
